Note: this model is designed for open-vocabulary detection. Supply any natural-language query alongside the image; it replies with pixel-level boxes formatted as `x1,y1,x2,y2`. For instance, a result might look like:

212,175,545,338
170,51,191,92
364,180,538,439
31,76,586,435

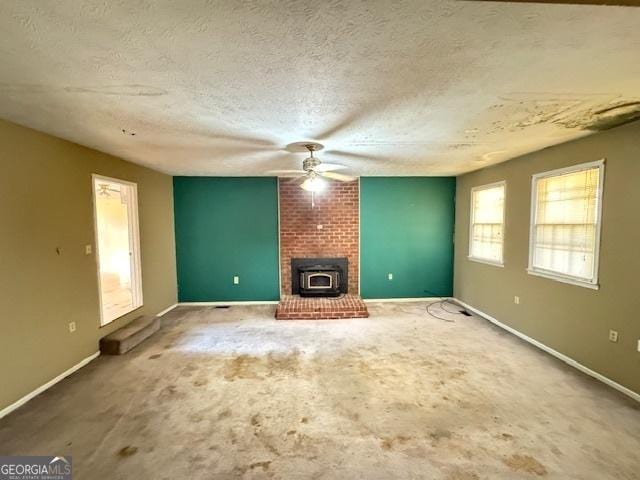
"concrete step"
99,315,160,355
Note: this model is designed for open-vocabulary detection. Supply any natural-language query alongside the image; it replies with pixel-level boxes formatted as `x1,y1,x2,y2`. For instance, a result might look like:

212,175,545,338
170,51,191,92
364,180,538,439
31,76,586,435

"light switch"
388,273,393,280
233,276,239,285
85,244,92,255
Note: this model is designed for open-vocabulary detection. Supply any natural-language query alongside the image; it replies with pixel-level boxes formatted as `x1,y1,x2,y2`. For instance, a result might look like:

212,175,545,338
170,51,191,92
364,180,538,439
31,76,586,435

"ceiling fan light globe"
300,176,326,192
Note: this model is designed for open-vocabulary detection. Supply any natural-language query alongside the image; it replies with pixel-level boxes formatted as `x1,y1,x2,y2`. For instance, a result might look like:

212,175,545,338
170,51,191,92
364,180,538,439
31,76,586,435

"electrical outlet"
317,224,323,230
609,330,618,343
514,296,520,305
233,276,239,285
388,273,393,280
69,322,76,333
85,244,92,255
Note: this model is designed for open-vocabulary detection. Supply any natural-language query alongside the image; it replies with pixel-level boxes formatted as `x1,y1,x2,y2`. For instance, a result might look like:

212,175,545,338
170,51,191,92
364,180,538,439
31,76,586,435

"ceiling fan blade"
313,101,388,141
208,134,276,146
287,176,307,184
313,91,410,141
163,119,278,147
318,171,358,182
314,163,347,172
265,169,306,177
324,150,386,162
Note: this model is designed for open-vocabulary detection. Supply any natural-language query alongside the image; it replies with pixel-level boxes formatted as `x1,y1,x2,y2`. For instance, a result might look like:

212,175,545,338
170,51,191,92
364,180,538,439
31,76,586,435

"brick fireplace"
276,179,367,320
279,180,360,295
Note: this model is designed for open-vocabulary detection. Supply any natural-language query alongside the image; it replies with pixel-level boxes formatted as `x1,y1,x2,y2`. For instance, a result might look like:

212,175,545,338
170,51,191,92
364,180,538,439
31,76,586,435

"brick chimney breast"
279,180,360,295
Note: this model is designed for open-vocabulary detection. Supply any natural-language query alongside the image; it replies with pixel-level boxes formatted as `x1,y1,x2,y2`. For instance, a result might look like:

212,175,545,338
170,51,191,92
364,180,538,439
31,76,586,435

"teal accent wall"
173,177,280,302
360,177,455,299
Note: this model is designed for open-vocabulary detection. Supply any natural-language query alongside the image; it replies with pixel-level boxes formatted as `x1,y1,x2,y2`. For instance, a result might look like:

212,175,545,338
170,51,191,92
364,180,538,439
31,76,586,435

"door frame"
91,174,144,326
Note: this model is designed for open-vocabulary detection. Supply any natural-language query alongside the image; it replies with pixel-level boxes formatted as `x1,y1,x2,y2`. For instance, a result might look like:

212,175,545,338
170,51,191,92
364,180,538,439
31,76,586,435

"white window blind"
529,162,604,287
469,182,505,265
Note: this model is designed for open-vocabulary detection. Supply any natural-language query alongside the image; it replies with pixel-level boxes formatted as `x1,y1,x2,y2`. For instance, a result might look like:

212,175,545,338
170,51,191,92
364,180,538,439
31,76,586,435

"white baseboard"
156,303,179,317
178,301,279,306
454,298,640,403
0,351,100,419
185,299,442,305
363,297,440,303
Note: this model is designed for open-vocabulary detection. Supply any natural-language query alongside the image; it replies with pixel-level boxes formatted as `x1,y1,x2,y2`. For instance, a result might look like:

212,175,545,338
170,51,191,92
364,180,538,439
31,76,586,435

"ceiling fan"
96,183,120,197
267,142,357,192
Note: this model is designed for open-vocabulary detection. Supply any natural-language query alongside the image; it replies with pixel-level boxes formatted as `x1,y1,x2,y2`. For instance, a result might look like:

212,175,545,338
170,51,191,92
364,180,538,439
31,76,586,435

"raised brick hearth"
275,294,369,320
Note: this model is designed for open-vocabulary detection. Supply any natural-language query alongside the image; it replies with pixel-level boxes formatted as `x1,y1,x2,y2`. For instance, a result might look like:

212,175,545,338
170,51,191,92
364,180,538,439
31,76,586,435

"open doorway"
92,175,143,326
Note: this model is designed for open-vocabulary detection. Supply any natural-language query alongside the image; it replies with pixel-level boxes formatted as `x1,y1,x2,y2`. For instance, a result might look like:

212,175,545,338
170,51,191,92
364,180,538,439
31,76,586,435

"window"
528,160,604,289
469,181,506,266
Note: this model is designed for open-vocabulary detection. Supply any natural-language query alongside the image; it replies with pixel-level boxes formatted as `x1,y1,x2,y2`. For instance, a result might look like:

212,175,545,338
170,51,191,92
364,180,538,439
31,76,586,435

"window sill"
526,268,599,290
468,256,504,268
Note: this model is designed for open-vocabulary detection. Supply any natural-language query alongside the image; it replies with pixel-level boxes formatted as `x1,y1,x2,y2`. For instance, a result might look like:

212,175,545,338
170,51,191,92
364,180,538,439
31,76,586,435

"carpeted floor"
0,302,638,479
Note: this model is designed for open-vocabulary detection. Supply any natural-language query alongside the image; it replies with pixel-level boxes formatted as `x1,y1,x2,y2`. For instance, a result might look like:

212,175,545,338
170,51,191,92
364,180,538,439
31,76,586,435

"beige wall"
0,119,177,411
454,121,640,396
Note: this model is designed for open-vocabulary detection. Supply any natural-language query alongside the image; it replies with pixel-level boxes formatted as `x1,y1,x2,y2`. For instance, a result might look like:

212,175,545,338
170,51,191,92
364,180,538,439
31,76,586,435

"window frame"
468,180,507,268
527,159,605,290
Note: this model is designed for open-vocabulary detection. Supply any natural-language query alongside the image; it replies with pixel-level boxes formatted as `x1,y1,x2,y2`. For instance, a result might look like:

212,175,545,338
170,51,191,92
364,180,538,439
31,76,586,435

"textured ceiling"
0,1,639,176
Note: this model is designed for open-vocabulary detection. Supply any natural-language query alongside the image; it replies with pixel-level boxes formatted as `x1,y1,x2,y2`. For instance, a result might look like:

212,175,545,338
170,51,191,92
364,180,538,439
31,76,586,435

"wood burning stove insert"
291,257,348,297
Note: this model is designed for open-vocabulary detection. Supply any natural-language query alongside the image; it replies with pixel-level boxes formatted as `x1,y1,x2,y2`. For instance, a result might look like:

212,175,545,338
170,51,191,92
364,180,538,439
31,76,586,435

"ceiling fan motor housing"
303,156,321,172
